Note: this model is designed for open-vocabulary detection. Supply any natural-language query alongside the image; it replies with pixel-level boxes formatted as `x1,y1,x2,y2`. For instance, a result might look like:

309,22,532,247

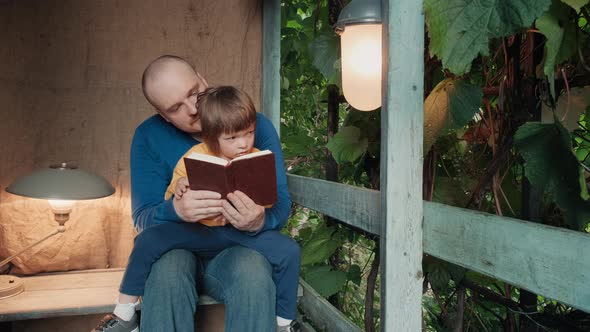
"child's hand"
174,177,190,200
209,214,228,226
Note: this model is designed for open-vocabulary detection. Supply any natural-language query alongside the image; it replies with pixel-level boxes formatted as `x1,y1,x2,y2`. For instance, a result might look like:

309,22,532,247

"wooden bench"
0,268,224,331
0,269,356,332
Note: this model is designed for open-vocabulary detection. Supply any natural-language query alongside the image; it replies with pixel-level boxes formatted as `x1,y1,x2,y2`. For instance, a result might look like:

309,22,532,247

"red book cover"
184,150,277,206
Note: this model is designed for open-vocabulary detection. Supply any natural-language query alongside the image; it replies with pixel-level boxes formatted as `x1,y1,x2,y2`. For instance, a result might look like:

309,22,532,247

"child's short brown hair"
198,86,257,155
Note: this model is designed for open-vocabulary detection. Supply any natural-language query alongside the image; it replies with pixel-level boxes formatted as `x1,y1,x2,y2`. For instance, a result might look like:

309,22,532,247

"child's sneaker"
91,313,139,332
277,320,302,332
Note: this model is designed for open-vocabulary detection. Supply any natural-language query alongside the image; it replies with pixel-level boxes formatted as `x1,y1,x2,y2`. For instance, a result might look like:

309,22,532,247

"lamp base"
0,275,24,299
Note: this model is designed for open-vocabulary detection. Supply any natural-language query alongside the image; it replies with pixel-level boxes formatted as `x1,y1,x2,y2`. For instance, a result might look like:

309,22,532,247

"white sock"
113,299,139,321
277,316,292,326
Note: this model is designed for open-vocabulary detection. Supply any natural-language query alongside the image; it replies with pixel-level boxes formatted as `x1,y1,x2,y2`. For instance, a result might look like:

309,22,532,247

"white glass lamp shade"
340,23,382,111
48,199,75,214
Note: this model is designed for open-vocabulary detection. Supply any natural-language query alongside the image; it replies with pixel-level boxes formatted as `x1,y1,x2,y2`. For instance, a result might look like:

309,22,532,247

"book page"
230,149,272,163
186,152,228,166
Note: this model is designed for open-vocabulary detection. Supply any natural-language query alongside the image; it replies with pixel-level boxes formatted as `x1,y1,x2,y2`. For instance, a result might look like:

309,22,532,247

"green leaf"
281,75,290,90
465,271,499,287
580,169,589,200
326,126,369,164
308,31,340,82
300,223,340,265
537,1,578,97
447,80,484,128
424,256,466,291
297,226,313,242
561,0,589,12
499,168,523,218
347,264,362,286
515,122,590,229
427,263,452,291
282,132,316,158
432,176,476,207
446,263,466,283
304,265,348,297
300,16,316,39
301,238,339,265
424,79,482,151
311,222,335,241
286,20,303,29
342,109,381,137
424,0,551,74
576,148,589,161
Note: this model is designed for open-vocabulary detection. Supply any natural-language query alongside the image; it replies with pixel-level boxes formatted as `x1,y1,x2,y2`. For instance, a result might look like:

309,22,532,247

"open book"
183,150,277,206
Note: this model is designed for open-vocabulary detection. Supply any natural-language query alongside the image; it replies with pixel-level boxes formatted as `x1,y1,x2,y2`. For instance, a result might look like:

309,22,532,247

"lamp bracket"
0,227,63,270
54,213,70,224
49,162,78,170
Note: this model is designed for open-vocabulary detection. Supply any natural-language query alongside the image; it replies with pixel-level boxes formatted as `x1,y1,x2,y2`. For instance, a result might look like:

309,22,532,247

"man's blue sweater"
130,112,291,234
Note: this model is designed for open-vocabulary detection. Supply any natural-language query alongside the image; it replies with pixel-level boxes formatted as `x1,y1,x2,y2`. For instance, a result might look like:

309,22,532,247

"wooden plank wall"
0,0,263,272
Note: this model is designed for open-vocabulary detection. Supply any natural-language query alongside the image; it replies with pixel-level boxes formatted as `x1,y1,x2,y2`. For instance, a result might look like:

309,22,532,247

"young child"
92,86,300,332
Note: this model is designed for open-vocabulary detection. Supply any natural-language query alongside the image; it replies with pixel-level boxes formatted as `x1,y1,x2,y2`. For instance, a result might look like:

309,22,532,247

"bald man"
93,56,292,332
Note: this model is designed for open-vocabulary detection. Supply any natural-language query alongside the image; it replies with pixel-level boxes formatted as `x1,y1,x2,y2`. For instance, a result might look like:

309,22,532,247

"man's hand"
173,190,225,223
222,191,265,232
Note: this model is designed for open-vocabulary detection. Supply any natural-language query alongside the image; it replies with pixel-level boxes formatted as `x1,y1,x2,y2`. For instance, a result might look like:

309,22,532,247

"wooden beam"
287,176,590,312
298,279,362,332
261,0,281,133
423,201,590,313
287,174,380,235
380,0,425,330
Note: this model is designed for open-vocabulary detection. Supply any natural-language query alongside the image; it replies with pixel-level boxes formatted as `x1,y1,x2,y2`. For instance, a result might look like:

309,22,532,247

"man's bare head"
142,55,195,107
141,55,208,134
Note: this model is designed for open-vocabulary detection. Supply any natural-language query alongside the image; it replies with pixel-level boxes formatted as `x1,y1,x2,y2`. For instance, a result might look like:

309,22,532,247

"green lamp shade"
334,0,382,33
6,163,115,200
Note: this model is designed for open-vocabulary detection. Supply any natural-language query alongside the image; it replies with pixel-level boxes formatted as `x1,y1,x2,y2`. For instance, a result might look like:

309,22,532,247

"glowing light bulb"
340,24,382,111
48,199,75,214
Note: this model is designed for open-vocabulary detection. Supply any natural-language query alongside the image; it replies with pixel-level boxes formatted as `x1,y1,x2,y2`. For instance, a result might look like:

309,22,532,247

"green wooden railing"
263,0,589,330
288,175,590,313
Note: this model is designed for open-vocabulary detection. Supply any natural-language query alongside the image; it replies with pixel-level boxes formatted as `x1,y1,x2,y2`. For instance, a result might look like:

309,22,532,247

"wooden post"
326,1,342,184
262,0,281,133
380,0,424,330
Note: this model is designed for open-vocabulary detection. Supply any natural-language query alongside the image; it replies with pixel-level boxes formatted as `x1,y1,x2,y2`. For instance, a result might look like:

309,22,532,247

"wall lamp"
335,0,382,111
0,163,115,299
